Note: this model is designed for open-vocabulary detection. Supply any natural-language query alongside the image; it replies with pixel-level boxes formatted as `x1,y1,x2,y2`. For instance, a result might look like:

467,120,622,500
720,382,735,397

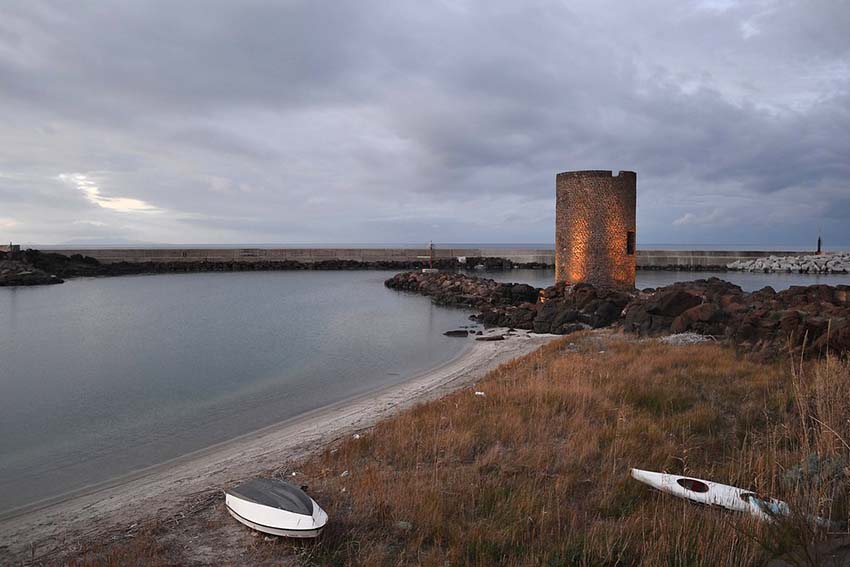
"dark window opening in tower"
626,231,636,256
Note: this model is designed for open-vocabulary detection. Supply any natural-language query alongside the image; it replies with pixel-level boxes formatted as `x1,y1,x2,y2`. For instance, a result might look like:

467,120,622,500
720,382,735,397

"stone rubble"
657,333,715,345
384,271,630,333
386,272,850,358
0,257,63,286
727,252,850,274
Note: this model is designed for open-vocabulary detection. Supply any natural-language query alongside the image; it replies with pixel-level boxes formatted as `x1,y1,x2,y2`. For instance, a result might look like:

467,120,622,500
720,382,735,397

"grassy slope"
286,333,849,566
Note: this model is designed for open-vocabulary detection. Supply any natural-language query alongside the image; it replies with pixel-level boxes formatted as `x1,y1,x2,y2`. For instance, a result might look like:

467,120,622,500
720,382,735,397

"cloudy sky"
0,0,848,247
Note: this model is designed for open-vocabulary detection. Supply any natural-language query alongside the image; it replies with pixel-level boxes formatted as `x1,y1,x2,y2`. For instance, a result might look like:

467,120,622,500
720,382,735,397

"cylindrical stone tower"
555,170,636,289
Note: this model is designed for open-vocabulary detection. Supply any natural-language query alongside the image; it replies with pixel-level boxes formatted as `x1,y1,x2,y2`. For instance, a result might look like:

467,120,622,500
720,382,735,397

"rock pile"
522,281,632,334
623,278,738,337
728,253,850,274
0,259,63,286
0,250,106,286
384,271,539,310
387,272,850,358
623,278,850,357
384,272,632,335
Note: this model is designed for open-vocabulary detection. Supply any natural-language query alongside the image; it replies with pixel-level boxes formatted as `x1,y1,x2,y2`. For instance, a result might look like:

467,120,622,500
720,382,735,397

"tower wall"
555,170,636,289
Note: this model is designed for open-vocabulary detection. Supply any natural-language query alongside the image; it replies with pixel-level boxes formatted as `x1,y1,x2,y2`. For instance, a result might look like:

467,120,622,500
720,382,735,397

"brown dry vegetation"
59,332,850,566
66,529,173,567
282,333,850,566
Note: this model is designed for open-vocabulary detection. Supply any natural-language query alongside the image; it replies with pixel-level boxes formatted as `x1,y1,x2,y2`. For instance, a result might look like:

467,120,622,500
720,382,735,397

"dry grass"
64,524,175,567
274,333,850,566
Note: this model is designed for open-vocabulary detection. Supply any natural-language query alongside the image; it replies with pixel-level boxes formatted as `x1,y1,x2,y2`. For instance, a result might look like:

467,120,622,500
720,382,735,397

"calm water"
484,269,850,292
0,271,473,515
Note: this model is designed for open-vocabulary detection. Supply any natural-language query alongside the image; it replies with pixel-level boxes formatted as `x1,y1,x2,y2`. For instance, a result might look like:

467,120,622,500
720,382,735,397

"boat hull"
225,503,325,538
225,487,328,538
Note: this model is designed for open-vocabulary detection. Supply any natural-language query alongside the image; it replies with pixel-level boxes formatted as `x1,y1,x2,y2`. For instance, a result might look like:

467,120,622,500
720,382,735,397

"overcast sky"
1,0,848,247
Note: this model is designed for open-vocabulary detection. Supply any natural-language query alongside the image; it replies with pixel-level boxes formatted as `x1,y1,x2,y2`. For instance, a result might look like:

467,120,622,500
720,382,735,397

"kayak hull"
630,468,787,521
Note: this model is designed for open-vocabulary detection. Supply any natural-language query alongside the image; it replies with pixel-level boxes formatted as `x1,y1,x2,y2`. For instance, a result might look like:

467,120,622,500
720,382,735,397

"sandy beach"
0,329,557,563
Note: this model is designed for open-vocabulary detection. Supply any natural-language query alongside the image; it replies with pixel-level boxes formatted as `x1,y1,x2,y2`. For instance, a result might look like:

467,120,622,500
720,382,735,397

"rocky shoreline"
385,271,850,358
0,249,548,287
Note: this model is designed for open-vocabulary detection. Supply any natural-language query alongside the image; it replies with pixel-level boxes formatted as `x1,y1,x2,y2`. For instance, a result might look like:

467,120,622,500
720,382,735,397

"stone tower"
555,170,636,289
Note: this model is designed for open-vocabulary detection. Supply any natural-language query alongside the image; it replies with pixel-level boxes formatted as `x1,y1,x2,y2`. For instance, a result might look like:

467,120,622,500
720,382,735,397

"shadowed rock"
386,272,850,358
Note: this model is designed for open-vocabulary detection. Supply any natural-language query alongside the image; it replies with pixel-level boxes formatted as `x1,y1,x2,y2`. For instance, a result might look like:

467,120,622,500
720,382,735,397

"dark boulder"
645,289,702,318
509,283,539,302
590,300,623,328
670,303,720,334
552,308,580,329
533,300,563,331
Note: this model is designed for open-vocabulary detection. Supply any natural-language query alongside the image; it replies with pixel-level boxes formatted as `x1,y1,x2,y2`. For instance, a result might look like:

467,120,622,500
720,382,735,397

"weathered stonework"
555,170,636,289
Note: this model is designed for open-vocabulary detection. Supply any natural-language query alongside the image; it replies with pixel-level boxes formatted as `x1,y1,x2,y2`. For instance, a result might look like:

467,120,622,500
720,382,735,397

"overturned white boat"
225,478,328,537
630,468,789,521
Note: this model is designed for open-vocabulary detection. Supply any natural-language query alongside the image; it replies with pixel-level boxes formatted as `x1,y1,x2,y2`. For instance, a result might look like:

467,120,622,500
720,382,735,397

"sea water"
0,270,472,515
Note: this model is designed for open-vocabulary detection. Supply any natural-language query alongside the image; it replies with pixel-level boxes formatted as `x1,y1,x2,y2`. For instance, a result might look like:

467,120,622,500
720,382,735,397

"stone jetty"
0,249,550,286
384,271,631,333
728,252,850,273
385,271,850,358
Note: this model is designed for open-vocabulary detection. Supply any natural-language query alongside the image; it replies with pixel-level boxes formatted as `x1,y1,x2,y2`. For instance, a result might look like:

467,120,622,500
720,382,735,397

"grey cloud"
0,0,848,247
168,128,278,161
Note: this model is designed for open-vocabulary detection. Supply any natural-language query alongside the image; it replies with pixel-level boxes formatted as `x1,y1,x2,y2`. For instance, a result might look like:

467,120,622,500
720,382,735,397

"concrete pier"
43,247,808,269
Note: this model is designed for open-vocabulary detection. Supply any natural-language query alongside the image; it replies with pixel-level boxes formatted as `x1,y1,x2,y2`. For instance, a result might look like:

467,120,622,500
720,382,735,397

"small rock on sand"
444,330,469,337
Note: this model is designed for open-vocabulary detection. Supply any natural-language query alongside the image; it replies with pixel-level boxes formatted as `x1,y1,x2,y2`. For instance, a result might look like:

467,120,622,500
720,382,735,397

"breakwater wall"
637,250,805,269
46,247,810,269
47,248,553,265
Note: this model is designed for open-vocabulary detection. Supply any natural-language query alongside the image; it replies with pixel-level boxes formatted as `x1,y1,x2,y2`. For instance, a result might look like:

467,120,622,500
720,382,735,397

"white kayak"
225,478,329,538
630,468,789,521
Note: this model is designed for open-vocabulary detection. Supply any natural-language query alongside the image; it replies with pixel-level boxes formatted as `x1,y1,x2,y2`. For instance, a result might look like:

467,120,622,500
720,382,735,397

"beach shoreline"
0,329,558,563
